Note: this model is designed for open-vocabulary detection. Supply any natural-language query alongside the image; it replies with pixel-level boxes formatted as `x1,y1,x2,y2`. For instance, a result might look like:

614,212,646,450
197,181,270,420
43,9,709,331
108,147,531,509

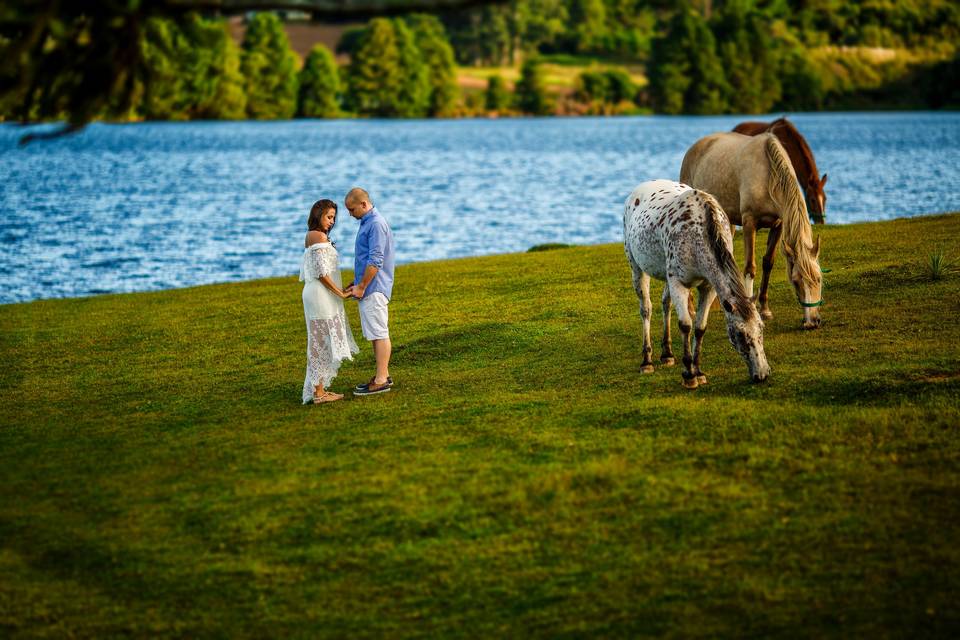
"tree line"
132,12,461,121
441,0,960,114
3,0,958,124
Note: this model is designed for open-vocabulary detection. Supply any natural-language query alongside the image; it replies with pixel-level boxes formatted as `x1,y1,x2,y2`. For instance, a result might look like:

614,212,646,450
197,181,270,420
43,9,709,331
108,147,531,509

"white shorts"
358,292,390,341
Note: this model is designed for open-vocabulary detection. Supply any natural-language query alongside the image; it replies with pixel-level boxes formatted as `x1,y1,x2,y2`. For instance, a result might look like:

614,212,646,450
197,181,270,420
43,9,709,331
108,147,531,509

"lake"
2,112,959,304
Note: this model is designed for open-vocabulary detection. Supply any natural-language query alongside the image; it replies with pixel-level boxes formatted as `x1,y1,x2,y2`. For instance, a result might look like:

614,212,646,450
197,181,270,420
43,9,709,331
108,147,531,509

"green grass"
927,248,956,280
2,213,959,637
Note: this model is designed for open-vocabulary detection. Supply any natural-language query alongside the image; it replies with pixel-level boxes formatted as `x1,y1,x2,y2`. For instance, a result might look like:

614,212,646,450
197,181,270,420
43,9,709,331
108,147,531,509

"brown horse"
733,117,827,224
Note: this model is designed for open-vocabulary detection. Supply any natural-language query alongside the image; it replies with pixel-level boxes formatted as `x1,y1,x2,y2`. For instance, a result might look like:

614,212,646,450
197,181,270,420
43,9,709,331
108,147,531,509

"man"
344,187,395,396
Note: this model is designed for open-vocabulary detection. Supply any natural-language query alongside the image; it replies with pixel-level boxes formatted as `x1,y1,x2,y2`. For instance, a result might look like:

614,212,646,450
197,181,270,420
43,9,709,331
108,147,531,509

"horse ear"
821,173,828,186
813,235,822,257
782,242,795,259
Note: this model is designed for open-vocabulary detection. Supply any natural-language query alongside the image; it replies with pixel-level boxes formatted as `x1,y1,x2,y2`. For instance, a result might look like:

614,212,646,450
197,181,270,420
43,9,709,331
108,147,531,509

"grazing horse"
733,117,827,224
623,180,770,388
680,132,823,329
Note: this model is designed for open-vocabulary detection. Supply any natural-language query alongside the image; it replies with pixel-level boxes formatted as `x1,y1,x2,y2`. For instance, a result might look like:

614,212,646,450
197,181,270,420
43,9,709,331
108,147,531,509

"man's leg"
373,338,391,385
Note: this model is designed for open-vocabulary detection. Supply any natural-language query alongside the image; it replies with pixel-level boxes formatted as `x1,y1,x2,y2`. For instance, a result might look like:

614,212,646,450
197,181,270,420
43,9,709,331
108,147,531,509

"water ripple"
2,113,959,304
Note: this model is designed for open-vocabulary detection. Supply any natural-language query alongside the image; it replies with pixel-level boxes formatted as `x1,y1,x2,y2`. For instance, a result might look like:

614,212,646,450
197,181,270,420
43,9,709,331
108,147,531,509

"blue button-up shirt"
353,207,395,300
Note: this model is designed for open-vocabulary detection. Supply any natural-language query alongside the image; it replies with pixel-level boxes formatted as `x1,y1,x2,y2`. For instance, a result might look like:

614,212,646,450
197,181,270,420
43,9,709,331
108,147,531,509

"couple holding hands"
299,187,395,404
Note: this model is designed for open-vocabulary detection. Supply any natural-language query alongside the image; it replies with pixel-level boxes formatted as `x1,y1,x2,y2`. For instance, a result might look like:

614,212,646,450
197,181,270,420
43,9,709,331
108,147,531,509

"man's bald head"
344,187,373,219
345,187,371,207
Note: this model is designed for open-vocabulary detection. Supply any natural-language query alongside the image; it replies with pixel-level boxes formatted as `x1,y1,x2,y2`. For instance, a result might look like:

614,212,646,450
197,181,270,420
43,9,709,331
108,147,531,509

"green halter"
799,299,823,308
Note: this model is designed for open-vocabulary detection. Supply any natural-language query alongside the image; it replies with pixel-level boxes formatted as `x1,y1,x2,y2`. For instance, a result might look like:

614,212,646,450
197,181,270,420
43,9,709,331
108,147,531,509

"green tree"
407,14,460,117
393,18,431,117
650,63,690,114
345,18,405,116
649,3,729,114
139,18,190,120
241,12,299,119
485,74,512,111
138,15,246,120
575,70,610,103
713,0,782,113
777,47,825,111
515,57,553,115
511,0,568,60
298,44,340,118
568,0,608,53
443,5,511,65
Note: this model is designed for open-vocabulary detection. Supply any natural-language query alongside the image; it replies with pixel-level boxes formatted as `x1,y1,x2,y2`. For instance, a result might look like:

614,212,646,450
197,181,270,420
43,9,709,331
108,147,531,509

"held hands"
342,284,364,300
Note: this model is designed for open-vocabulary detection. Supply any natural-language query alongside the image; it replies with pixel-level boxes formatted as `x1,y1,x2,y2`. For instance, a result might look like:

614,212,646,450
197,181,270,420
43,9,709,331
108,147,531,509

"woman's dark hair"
308,199,338,233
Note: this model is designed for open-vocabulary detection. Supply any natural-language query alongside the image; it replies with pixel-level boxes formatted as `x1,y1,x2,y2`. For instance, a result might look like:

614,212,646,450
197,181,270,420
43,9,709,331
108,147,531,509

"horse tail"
700,191,753,317
763,134,810,253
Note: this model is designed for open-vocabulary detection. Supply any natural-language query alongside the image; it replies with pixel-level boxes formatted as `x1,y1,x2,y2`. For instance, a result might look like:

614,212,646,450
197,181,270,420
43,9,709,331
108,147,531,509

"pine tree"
188,16,246,119
241,12,298,120
407,14,460,117
138,15,245,120
515,58,554,115
392,18,431,118
298,44,340,118
345,18,403,116
139,18,191,120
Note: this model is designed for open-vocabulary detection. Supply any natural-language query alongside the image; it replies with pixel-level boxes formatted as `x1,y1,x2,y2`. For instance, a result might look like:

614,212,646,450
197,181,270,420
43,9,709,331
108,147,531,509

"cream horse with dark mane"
680,132,823,329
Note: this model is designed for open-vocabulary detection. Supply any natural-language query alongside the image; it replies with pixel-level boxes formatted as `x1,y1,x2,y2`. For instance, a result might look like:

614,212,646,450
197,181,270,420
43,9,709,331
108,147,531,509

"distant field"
1,214,959,636
226,18,648,96
457,54,648,94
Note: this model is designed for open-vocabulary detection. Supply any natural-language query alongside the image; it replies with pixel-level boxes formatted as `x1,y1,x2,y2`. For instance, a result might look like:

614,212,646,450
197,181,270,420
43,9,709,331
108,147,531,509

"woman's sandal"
313,391,343,403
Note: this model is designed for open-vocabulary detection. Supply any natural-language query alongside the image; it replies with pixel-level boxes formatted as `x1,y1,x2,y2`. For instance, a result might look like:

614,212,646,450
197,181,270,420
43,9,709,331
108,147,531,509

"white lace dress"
299,242,359,403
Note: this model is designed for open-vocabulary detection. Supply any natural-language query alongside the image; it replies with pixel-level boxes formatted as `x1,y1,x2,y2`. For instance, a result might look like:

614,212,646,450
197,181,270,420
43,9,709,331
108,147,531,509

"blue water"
2,112,959,304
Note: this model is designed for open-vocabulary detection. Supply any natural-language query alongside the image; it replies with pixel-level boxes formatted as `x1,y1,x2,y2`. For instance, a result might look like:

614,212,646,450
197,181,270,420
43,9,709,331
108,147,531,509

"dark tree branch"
3,0,505,144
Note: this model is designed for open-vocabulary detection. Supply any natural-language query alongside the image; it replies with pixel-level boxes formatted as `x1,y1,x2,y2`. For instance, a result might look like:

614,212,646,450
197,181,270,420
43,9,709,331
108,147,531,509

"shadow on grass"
394,322,534,366
800,369,960,408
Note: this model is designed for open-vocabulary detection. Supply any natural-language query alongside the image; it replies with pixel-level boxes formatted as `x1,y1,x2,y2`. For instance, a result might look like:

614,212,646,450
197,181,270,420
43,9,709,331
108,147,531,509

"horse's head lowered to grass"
783,235,824,330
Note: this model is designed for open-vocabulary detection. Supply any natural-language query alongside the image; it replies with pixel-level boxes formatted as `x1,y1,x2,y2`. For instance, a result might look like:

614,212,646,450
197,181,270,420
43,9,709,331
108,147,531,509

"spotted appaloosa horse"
733,117,827,224
680,132,824,329
624,180,770,388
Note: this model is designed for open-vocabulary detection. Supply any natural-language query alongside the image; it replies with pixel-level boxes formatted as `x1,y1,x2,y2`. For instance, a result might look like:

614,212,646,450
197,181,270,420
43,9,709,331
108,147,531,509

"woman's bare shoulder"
305,230,328,246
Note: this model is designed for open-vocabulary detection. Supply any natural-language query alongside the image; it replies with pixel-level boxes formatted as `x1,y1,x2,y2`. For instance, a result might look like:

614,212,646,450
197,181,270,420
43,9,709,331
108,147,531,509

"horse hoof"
760,309,773,321
660,357,675,366
697,375,708,385
640,364,655,374
682,377,699,390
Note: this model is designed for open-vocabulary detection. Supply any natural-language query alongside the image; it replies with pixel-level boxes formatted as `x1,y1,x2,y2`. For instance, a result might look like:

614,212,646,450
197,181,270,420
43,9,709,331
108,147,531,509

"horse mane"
770,118,820,184
763,134,819,286
700,191,753,318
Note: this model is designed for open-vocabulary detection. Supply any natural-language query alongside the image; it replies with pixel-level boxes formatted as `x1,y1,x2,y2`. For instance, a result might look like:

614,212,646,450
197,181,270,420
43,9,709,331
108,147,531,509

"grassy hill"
2,213,959,636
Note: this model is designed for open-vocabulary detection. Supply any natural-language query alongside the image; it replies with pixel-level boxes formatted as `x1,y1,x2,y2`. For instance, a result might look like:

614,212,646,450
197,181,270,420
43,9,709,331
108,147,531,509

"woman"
300,199,359,404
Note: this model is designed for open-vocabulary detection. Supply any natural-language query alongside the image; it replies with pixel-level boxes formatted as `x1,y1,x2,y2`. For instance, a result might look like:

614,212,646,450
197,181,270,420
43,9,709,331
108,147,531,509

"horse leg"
757,224,782,321
632,267,655,373
741,218,758,300
669,279,697,389
692,284,716,385
660,286,675,365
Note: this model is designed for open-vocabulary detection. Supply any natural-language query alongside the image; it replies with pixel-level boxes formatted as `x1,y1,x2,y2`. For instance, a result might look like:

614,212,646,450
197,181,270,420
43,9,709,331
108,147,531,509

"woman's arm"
318,274,350,299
